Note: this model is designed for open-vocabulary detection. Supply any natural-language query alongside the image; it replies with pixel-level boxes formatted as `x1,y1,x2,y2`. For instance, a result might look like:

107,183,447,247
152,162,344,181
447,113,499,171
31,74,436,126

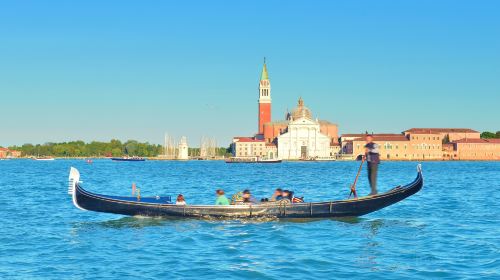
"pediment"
289,117,318,126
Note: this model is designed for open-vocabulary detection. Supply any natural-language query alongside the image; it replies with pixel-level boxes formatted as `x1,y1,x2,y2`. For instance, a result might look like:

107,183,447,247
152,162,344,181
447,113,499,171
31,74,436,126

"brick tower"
258,59,271,135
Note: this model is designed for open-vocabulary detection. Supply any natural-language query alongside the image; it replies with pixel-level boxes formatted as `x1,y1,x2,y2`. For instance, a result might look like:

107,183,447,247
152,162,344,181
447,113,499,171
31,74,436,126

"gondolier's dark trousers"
367,162,378,195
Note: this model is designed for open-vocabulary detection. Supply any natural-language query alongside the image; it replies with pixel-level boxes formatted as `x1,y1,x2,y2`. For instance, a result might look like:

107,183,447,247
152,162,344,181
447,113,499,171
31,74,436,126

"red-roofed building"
230,60,339,160
404,128,480,142
446,138,500,160
341,132,444,160
0,148,21,158
340,128,498,161
231,136,274,158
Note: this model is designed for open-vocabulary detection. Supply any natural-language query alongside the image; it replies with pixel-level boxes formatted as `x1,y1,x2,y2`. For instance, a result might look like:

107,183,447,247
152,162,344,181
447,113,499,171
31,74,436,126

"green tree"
481,131,496,139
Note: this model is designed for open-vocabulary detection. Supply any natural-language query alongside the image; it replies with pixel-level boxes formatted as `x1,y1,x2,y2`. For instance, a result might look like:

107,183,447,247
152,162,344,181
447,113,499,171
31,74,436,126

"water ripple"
0,160,498,279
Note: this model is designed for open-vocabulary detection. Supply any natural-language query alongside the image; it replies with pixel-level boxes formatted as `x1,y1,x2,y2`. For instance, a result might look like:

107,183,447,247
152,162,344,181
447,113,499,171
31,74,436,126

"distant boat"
225,157,282,164
111,156,146,162
34,157,55,161
300,157,337,162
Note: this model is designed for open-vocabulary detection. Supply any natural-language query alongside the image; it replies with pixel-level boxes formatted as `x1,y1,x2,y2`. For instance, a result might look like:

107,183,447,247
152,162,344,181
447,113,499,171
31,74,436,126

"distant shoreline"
3,157,499,162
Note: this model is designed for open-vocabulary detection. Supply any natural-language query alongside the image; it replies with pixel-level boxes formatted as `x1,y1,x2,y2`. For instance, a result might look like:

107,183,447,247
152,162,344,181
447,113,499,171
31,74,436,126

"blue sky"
1,0,499,147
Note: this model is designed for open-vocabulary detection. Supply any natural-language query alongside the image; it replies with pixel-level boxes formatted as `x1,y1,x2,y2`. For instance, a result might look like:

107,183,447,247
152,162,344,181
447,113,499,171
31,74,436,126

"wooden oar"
349,157,365,198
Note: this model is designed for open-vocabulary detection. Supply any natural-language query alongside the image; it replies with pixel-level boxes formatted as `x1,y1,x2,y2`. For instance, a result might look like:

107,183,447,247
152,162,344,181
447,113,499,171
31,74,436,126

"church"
231,61,340,160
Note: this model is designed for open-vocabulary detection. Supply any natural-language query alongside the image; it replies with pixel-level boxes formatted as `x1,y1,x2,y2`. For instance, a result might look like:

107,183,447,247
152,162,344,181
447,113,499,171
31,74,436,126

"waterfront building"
231,137,277,159
231,61,339,160
404,128,480,142
342,132,443,160
276,98,338,160
341,128,498,161
448,138,500,160
0,148,21,158
262,99,339,145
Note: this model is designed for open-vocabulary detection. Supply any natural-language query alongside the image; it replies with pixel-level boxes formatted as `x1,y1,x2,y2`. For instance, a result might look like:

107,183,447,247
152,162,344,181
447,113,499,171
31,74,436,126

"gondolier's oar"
349,157,365,198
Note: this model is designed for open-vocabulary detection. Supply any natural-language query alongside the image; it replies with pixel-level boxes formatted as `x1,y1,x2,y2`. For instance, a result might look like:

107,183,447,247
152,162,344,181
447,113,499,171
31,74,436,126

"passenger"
281,190,291,201
242,189,256,203
270,188,284,201
231,191,244,204
215,189,230,205
290,191,304,203
176,194,187,205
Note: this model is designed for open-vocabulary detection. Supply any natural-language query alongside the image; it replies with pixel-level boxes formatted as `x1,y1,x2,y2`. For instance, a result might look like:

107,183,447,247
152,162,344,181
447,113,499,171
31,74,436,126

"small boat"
110,156,145,162
300,156,337,162
225,157,282,164
34,157,55,161
67,165,423,219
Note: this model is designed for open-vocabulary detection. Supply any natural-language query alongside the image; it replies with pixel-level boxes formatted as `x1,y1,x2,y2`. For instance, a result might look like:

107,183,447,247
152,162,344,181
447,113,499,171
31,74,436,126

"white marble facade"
277,117,331,160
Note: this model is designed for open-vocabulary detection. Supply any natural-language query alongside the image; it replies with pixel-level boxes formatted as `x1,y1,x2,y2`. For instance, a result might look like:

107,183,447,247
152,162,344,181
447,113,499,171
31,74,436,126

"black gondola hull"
69,166,423,219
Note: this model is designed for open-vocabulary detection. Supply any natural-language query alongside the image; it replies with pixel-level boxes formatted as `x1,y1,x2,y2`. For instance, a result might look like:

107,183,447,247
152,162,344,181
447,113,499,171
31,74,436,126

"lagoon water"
0,160,498,279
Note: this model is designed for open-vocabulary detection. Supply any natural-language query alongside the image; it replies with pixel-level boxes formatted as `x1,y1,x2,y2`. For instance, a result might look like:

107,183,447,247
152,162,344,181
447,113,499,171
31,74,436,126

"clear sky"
1,0,499,147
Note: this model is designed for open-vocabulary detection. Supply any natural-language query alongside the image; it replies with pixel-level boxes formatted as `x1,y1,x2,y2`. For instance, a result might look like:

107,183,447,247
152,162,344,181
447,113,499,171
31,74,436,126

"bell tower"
258,58,271,135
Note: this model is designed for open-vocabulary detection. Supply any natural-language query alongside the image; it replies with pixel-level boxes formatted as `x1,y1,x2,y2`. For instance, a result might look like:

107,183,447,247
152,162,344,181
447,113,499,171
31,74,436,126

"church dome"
290,97,313,120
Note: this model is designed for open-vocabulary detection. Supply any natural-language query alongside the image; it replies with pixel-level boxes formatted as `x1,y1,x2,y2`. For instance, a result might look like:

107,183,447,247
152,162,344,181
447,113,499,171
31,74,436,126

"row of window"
238,152,264,156
261,89,269,97
412,136,441,141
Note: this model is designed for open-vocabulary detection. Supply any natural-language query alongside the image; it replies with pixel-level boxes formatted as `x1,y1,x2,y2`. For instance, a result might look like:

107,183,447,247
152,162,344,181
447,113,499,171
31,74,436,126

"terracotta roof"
405,128,479,134
353,135,409,142
234,137,264,143
0,147,9,151
341,133,404,137
453,138,500,144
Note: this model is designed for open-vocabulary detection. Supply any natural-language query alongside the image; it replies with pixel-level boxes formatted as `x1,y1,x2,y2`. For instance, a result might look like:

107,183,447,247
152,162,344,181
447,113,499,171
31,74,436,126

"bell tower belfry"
258,58,271,135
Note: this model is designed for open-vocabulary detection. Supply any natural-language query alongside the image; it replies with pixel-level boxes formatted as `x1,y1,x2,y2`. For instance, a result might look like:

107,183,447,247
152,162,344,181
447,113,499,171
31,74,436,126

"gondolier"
364,135,380,196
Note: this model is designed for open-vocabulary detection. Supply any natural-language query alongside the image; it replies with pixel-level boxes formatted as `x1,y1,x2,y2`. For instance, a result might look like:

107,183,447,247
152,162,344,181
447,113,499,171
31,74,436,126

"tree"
442,134,450,144
481,131,496,139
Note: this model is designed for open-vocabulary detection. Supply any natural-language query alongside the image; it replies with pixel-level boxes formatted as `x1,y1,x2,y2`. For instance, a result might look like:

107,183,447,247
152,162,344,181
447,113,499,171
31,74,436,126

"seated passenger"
292,196,304,203
215,189,230,205
281,190,291,201
242,189,256,203
270,188,284,201
231,191,243,204
176,194,187,205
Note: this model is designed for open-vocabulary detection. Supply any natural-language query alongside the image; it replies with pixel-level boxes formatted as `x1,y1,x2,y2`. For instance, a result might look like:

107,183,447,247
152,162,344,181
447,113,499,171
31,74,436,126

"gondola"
67,165,423,219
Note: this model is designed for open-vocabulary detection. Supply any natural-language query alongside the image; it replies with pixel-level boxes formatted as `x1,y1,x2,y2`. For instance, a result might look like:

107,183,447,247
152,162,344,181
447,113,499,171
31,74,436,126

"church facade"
231,61,340,160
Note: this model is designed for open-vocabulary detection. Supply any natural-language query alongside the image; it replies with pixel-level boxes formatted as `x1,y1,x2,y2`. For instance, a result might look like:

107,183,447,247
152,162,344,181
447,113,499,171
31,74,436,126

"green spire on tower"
260,57,269,80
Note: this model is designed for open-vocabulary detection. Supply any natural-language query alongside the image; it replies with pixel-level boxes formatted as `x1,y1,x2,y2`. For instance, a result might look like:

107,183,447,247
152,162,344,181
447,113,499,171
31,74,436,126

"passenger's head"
216,189,225,196
274,188,283,196
242,189,251,198
366,135,373,143
176,194,184,202
282,190,290,197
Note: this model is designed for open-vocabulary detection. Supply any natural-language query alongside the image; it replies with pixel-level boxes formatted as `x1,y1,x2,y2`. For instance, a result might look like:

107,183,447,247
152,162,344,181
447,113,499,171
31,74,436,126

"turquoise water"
0,160,498,279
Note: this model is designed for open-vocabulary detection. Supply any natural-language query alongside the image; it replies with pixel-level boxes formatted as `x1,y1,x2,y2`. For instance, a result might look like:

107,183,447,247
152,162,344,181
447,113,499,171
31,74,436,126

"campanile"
258,59,271,135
